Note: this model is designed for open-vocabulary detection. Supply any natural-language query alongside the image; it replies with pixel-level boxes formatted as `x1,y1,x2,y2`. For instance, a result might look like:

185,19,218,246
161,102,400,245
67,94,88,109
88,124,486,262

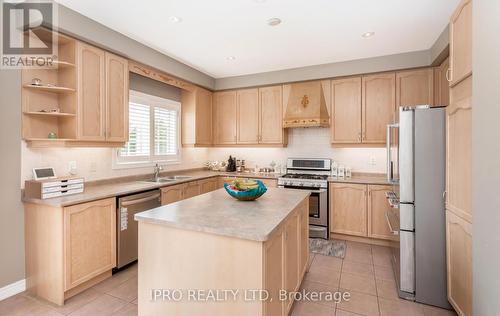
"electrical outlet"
369,156,377,166
90,161,97,173
68,161,77,175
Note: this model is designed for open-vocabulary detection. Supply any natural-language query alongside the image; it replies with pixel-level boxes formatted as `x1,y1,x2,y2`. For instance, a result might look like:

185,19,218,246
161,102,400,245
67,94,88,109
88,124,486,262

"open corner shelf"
23,84,75,94
23,111,76,117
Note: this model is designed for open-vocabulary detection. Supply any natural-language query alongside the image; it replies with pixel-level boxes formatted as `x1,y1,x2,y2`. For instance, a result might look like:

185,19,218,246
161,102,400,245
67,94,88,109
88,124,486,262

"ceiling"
55,0,459,78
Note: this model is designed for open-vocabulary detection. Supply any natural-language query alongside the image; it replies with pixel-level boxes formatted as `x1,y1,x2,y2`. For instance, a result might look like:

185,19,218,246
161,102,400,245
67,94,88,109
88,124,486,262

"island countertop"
135,187,310,242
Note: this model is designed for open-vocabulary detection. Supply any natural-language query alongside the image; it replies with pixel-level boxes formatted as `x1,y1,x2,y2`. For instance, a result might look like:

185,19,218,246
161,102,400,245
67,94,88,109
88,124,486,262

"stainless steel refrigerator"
386,106,451,309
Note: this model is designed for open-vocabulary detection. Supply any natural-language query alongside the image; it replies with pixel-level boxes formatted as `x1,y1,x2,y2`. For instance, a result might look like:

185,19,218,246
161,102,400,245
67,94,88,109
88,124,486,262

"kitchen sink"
141,175,193,183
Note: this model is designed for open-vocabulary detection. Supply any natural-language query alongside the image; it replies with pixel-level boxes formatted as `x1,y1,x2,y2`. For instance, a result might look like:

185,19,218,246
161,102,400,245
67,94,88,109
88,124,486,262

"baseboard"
0,279,26,301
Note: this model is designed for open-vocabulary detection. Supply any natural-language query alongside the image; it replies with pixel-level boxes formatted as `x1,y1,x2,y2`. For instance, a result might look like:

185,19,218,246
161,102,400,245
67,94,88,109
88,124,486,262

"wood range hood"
283,81,330,128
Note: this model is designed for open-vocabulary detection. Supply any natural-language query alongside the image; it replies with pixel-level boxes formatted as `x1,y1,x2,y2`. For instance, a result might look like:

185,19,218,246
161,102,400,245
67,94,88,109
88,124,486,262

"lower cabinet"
63,198,116,290
330,183,368,236
367,185,398,240
183,181,201,199
160,183,185,205
264,200,308,316
199,178,219,194
446,210,472,316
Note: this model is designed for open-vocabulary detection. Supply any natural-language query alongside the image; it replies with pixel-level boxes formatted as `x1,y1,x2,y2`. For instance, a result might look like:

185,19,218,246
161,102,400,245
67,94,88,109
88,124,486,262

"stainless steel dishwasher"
117,190,161,269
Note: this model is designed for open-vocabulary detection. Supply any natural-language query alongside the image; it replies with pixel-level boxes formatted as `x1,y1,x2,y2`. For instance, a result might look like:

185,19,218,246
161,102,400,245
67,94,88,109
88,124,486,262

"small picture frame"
32,167,56,181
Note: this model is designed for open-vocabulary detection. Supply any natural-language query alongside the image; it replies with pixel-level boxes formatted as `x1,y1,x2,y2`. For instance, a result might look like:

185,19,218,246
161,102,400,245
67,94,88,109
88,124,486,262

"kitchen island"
135,188,310,316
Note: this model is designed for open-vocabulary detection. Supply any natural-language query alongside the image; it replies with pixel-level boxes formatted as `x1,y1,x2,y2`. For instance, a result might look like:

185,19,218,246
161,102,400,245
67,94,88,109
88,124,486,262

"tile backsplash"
21,128,386,187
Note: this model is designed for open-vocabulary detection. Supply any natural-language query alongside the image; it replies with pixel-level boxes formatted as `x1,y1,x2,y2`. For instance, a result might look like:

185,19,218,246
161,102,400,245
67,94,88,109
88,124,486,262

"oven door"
282,186,328,227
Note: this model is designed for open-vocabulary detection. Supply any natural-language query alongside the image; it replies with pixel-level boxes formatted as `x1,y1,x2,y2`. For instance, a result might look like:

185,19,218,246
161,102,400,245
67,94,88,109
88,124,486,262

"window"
114,90,180,168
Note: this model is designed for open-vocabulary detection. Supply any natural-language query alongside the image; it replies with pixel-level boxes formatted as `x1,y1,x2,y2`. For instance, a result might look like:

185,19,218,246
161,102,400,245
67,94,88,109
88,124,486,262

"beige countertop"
135,188,310,242
21,168,391,207
21,169,283,207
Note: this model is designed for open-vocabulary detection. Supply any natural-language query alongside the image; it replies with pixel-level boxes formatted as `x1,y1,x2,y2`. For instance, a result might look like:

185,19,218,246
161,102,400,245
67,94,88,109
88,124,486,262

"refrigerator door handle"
386,124,399,183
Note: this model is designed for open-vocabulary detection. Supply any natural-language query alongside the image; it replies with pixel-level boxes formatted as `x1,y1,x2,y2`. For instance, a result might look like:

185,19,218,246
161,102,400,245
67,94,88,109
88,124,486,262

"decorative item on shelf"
331,161,338,177
47,132,57,139
226,155,237,172
31,78,42,86
39,108,61,113
224,179,267,201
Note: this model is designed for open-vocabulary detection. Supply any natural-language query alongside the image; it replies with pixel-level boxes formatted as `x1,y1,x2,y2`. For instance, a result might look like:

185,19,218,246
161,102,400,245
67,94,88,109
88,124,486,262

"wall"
0,70,24,288
208,128,386,173
472,0,500,315
21,144,208,184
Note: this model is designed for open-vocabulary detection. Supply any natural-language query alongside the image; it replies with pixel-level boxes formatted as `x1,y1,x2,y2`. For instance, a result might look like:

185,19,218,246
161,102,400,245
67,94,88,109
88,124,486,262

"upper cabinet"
77,42,106,141
396,69,434,111
449,0,472,86
331,77,362,144
237,89,260,144
181,87,213,147
362,73,396,143
213,91,238,145
434,57,450,107
213,85,286,146
259,85,286,144
105,53,129,142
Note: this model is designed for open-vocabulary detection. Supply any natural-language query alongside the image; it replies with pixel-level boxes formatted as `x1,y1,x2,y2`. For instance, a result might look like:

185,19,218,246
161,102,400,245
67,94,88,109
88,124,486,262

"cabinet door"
362,73,396,143
213,91,237,144
330,183,367,237
447,76,472,222
264,229,284,316
259,85,284,144
105,52,129,142
183,181,201,200
434,58,450,107
195,88,213,145
77,42,105,140
331,77,362,144
237,88,259,144
161,184,185,205
64,198,116,290
446,210,472,316
199,178,218,194
299,202,309,277
396,69,434,115
368,185,397,240
449,0,472,86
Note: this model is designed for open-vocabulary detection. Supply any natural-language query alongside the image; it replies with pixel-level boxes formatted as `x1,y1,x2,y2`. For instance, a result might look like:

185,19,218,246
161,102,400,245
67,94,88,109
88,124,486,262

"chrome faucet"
153,163,163,182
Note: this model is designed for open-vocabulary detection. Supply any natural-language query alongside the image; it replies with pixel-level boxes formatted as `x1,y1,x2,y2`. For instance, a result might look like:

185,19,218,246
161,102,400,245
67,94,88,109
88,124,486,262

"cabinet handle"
445,68,452,82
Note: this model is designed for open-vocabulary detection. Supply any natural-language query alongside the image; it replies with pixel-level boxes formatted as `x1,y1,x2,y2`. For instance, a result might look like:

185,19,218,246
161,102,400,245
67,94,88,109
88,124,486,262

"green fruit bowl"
223,180,267,201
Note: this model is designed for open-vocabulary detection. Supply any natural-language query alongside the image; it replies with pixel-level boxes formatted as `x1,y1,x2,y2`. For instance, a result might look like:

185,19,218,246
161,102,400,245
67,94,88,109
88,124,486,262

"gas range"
278,158,332,239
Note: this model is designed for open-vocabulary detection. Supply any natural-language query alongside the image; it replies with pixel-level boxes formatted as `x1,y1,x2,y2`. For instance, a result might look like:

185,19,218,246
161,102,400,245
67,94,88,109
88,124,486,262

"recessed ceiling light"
362,32,375,38
169,16,182,23
254,0,267,3
267,18,282,26
226,56,236,61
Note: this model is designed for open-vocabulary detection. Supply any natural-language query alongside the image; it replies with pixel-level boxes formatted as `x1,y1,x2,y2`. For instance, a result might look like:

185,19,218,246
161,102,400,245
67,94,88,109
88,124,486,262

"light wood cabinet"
331,77,362,144
213,91,237,145
299,206,309,277
160,183,185,205
447,76,472,223
362,73,396,143
449,0,472,86
237,88,260,144
77,42,106,141
181,87,213,147
368,185,397,240
105,53,129,142
434,57,450,107
396,69,434,114
199,178,218,194
259,85,286,144
446,210,472,316
330,183,367,237
63,198,116,290
284,213,300,312
183,181,201,199
264,227,284,316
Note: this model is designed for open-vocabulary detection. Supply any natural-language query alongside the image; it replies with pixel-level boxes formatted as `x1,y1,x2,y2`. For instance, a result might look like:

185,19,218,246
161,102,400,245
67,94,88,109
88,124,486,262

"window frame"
112,90,181,170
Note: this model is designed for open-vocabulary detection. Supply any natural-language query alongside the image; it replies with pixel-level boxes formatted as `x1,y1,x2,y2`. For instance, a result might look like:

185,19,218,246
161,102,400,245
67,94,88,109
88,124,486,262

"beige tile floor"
0,240,457,316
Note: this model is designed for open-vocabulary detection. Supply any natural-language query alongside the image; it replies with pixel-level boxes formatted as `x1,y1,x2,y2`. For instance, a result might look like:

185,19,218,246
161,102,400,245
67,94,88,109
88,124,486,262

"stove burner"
282,173,328,180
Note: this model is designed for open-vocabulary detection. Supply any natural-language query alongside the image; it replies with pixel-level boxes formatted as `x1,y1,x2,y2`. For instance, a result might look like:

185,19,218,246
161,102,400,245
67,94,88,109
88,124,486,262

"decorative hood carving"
283,81,330,128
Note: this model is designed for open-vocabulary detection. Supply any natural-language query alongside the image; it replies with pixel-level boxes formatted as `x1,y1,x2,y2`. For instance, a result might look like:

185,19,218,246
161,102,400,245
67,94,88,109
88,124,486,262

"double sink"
142,175,193,183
